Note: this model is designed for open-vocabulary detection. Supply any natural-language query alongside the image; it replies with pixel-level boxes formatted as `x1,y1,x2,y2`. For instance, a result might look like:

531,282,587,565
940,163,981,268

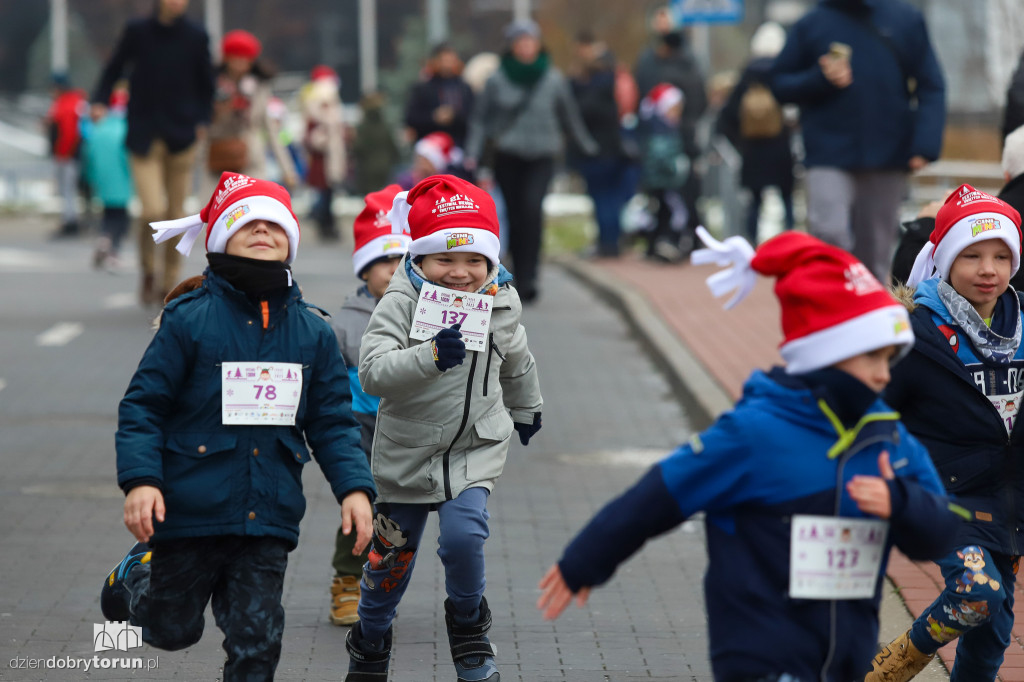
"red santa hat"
151,172,301,263
221,30,262,60
692,228,914,374
640,83,684,121
907,183,1023,286
387,174,500,265
310,64,339,83
352,184,410,277
414,132,461,173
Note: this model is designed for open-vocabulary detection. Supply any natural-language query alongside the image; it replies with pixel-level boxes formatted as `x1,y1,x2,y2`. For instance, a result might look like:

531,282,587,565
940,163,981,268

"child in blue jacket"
328,183,409,626
102,172,375,681
869,185,1024,681
538,229,956,682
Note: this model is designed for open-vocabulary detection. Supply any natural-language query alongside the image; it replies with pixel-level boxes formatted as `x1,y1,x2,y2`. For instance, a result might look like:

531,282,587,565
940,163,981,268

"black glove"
432,323,466,371
514,412,542,446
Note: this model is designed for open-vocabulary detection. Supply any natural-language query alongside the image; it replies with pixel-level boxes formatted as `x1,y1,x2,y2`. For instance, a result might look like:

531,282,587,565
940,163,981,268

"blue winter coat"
558,368,953,681
884,279,1024,555
82,112,133,207
116,270,376,548
770,0,945,170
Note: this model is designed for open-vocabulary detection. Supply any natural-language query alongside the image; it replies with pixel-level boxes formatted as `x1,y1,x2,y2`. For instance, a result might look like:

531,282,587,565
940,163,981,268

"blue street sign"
670,0,744,25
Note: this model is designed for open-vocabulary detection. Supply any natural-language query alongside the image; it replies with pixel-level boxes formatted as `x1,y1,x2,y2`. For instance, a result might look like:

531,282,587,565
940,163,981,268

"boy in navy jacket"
538,230,956,681
103,173,375,681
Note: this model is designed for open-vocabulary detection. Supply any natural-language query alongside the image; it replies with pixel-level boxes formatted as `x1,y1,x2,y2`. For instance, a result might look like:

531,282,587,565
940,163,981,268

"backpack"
739,82,783,139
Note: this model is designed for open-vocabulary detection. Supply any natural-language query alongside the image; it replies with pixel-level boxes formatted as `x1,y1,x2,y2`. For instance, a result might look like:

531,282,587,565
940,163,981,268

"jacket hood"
911,278,955,325
342,285,378,313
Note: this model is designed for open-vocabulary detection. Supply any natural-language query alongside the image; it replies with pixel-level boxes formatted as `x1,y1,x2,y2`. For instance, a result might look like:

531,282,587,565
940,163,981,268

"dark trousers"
908,545,1017,682
125,536,290,682
577,156,634,254
746,186,795,244
493,152,554,299
102,206,130,254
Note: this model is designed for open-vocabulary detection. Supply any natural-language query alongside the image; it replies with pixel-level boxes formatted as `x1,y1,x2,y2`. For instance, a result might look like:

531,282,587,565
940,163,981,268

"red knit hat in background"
352,184,410,277
152,172,301,263
388,174,500,265
692,229,914,374
221,30,262,60
414,132,461,173
907,183,1023,286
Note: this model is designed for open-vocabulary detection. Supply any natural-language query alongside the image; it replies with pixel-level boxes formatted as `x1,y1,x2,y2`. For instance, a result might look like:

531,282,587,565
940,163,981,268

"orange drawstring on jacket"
261,300,269,330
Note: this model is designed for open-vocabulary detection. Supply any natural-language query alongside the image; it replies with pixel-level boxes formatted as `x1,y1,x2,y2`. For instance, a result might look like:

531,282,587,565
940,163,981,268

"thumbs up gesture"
846,451,896,519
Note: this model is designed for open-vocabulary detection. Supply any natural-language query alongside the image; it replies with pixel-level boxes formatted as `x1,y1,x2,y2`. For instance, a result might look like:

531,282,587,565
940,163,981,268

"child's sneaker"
100,541,151,622
345,622,392,681
445,597,499,682
330,575,361,626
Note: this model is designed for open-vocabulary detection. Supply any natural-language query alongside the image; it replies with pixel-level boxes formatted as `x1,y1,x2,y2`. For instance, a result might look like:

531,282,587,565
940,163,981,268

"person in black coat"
403,43,475,147
1002,49,1024,142
92,0,215,305
716,22,795,244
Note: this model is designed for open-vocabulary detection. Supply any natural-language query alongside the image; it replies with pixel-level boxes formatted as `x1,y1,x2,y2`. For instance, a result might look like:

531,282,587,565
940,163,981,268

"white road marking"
103,292,137,309
36,322,84,347
556,449,666,468
0,248,57,270
0,379,6,393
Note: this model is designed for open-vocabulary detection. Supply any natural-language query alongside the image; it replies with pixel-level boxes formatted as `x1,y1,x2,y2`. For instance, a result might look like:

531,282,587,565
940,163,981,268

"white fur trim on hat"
782,305,915,374
408,228,501,265
208,195,301,263
932,211,1021,281
353,233,411,277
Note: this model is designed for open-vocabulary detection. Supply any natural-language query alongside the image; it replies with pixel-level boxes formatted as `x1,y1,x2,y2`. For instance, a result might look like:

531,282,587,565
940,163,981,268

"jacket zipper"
482,334,507,397
441,351,478,500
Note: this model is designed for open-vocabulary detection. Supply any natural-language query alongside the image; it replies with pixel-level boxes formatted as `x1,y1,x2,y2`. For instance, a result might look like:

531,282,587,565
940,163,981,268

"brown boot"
865,630,934,682
330,575,360,626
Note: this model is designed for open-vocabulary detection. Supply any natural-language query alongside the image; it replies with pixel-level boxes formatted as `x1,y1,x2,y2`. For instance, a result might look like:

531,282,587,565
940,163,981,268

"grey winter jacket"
358,258,543,503
332,286,378,455
465,65,598,162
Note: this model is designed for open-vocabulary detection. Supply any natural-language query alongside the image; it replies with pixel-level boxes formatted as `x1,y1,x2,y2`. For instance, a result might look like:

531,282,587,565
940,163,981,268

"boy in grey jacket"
347,175,543,682
329,184,409,626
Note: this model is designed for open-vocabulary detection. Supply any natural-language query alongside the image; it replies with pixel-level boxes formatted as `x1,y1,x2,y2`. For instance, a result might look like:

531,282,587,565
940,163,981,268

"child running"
345,174,543,682
538,229,956,681
102,172,375,681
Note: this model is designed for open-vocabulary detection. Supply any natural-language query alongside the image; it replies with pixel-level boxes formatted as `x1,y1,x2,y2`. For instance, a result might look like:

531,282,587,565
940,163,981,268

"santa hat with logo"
151,172,301,263
906,183,1023,286
692,228,914,374
387,174,500,265
352,184,410,277
414,132,462,173
640,83,684,121
221,30,262,60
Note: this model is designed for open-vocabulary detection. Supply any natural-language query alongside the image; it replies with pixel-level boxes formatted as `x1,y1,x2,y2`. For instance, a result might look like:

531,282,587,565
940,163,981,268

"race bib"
222,362,303,425
409,283,493,352
990,390,1023,435
789,515,888,600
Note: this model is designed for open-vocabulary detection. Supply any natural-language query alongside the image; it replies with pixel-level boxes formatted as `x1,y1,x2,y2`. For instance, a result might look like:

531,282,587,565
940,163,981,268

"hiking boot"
330,575,360,626
344,622,391,681
445,597,499,682
100,541,151,622
865,630,934,682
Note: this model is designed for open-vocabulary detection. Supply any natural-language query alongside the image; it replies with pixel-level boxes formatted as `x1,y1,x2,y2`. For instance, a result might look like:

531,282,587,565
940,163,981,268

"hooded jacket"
116,269,375,548
885,279,1024,555
332,285,379,455
358,256,543,504
559,368,952,681
770,0,945,170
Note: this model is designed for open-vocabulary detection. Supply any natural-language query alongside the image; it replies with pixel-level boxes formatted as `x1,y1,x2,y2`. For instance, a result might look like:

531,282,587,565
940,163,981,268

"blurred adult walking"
45,74,87,239
92,0,214,305
301,66,347,242
404,44,475,147
771,0,945,282
205,30,298,193
570,31,635,258
465,19,598,302
716,22,795,244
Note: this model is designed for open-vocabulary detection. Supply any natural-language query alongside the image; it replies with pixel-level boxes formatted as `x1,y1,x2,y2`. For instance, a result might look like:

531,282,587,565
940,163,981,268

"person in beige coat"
347,175,542,682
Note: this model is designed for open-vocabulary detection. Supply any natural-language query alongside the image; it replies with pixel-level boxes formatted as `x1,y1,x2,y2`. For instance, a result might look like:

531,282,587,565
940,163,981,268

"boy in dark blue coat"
102,172,375,681
538,229,956,682
870,185,1024,681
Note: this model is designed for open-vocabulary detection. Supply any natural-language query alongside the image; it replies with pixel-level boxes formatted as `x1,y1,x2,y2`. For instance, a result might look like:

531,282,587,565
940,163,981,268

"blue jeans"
746,186,795,244
908,545,1017,682
578,157,635,253
357,487,491,642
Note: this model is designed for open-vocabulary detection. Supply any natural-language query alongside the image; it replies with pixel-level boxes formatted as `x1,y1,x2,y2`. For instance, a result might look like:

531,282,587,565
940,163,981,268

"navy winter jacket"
885,280,1024,555
559,369,953,681
116,271,376,549
770,0,945,170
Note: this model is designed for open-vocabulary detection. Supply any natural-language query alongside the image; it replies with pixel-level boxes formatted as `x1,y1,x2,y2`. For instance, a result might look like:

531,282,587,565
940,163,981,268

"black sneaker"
100,542,151,622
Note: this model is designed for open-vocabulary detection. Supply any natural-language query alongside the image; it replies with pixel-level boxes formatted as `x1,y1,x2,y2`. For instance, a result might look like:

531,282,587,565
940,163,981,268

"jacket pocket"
276,432,310,525
374,412,444,494
163,432,239,516
936,450,998,495
466,407,513,482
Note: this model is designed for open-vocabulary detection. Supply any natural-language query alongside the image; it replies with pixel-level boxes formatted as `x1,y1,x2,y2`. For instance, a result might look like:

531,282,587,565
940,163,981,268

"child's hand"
341,490,374,555
537,564,590,621
432,324,466,372
846,451,896,519
514,412,542,446
124,485,165,543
